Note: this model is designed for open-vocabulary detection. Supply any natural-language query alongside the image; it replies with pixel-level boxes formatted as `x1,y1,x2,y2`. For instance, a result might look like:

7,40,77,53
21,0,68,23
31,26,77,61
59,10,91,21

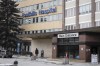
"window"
80,22,91,29
52,15,57,21
36,4,39,10
79,4,91,14
58,0,62,5
49,1,53,7
36,17,38,23
53,0,57,6
49,15,52,21
33,18,35,23
44,16,47,22
58,14,62,20
41,16,43,22
65,7,76,17
96,1,100,12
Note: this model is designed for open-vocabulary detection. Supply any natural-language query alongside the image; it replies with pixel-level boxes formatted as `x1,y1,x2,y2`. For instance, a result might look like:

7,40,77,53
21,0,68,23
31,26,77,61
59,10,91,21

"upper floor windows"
65,7,76,17
96,1,100,12
19,0,62,13
21,14,62,24
79,4,91,15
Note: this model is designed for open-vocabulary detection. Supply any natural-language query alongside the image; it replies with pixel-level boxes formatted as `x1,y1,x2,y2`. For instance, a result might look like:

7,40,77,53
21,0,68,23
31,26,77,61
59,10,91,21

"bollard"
63,52,69,64
63,57,69,64
14,60,18,66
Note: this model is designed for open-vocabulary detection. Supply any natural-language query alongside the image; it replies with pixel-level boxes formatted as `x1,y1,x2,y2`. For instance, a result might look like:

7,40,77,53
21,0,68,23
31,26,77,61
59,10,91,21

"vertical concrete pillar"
79,45,91,62
76,0,80,29
52,35,57,58
62,0,65,30
79,45,86,60
91,0,96,27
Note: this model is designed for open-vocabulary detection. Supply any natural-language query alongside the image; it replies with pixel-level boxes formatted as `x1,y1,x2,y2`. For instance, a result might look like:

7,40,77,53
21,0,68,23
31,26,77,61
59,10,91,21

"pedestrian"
35,48,39,57
41,49,44,58
30,52,33,57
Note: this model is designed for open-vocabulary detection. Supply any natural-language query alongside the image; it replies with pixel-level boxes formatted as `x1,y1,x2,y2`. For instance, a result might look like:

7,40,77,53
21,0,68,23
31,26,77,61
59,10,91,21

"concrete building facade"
16,0,64,58
64,0,100,62
15,0,100,62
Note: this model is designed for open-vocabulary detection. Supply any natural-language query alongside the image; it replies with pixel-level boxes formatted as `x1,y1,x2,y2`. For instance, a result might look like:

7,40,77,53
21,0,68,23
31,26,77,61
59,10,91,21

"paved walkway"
0,55,99,66
12,55,100,65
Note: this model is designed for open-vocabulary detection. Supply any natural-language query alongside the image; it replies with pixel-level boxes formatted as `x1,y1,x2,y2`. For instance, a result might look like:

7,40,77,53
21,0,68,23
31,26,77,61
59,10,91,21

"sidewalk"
13,55,100,66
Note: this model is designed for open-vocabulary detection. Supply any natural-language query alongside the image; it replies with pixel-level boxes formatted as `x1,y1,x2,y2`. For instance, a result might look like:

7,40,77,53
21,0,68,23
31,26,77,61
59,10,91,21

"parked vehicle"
0,50,13,58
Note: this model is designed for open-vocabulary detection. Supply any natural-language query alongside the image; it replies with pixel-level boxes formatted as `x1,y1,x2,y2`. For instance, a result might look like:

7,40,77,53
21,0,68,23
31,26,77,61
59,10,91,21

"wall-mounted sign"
22,11,37,17
58,33,79,38
39,7,57,15
91,54,98,64
22,7,57,17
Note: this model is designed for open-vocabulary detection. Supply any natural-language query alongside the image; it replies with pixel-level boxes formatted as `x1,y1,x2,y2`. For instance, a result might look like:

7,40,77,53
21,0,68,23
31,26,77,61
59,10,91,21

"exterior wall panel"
79,0,91,5
21,21,62,31
65,17,76,25
31,39,52,57
79,14,91,23
65,1,76,8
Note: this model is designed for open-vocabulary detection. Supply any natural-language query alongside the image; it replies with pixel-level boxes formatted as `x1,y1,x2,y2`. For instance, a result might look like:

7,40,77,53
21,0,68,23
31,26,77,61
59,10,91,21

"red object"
66,52,68,59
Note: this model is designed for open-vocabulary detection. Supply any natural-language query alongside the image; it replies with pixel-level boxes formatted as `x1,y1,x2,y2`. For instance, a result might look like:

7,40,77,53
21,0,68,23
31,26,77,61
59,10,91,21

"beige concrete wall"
95,12,100,21
17,0,50,7
17,0,63,31
31,39,52,58
65,17,76,25
21,21,62,31
65,0,76,8
79,14,91,23
79,0,91,5
95,0,100,2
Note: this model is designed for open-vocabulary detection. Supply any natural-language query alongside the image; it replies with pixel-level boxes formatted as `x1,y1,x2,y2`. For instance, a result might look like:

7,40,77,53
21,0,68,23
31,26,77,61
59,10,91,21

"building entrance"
91,46,100,62
57,45,79,59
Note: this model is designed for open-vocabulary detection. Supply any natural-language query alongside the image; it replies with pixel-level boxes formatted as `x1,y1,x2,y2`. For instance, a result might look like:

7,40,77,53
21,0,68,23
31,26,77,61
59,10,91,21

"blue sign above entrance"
22,7,57,17
39,7,57,14
22,11,37,17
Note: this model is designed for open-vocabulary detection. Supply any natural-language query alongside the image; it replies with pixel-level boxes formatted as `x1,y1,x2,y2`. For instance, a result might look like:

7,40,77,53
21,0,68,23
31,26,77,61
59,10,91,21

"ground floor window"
57,45,79,59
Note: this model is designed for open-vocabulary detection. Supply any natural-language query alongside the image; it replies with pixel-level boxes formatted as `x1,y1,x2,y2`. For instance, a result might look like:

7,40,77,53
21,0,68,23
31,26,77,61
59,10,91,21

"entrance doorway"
91,46,100,62
91,47,98,54
57,45,79,59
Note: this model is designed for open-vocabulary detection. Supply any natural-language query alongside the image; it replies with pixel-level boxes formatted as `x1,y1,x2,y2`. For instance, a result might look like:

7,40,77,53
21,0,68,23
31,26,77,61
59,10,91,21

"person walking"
35,48,39,57
41,49,44,58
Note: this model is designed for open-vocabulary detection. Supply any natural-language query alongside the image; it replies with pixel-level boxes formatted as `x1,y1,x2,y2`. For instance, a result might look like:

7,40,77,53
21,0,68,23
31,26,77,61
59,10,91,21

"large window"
80,22,92,29
18,0,62,13
65,7,76,17
21,14,62,24
79,4,91,15
96,1,100,12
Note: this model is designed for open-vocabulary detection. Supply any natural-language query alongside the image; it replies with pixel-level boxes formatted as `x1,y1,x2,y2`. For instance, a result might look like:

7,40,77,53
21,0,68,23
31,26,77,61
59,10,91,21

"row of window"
80,21,100,29
65,24,76,30
20,14,62,24
65,1,100,17
18,0,62,13
65,4,91,17
58,38,79,45
65,21,100,30
80,22,91,29
65,7,76,17
19,28,62,35
96,1,100,12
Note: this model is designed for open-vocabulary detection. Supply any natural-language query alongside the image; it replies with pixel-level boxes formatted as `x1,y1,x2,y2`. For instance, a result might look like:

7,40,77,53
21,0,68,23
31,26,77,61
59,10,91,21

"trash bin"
13,60,18,66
